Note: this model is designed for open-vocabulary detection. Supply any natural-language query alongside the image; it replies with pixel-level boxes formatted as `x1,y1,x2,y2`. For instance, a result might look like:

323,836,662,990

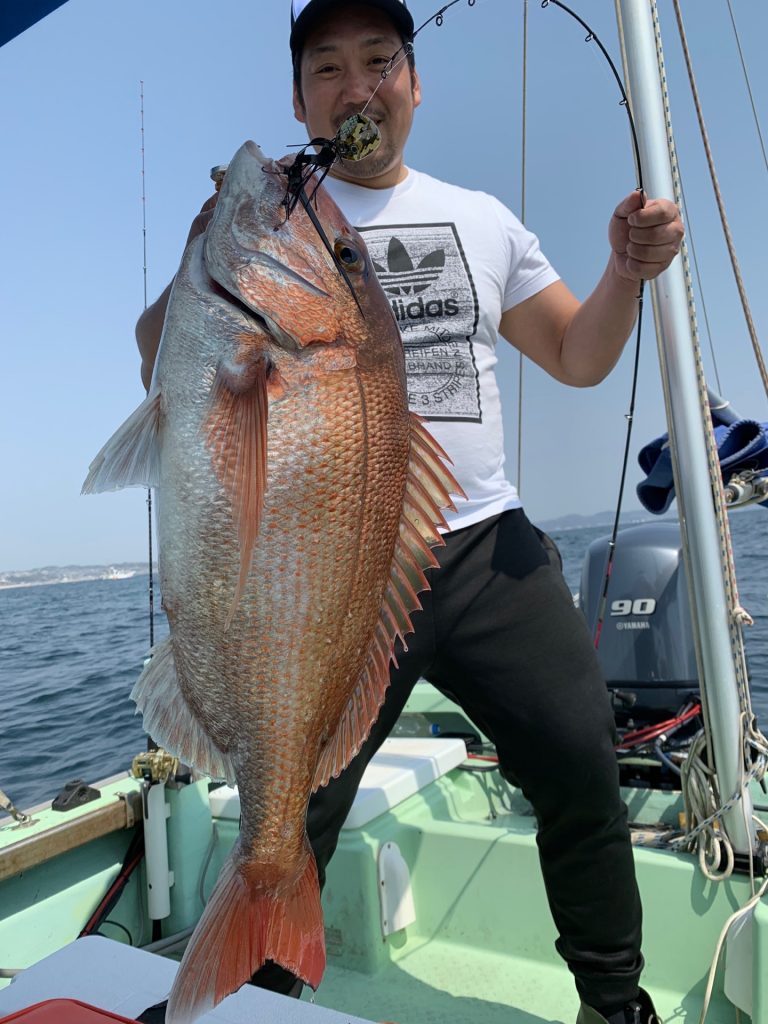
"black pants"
253,509,643,1010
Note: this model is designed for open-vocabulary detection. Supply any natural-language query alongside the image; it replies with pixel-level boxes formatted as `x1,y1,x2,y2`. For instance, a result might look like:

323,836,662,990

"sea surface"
1,513,767,813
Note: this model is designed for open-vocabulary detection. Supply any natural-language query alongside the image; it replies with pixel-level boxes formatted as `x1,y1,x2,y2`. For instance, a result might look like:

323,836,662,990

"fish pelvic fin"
131,637,235,784
166,840,325,1024
81,386,162,493
312,414,465,791
204,358,270,629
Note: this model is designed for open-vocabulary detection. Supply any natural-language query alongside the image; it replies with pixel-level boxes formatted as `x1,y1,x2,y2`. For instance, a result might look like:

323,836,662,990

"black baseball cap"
290,0,415,59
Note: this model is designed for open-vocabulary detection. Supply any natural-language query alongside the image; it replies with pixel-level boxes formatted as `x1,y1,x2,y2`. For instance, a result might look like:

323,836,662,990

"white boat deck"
0,937,373,1024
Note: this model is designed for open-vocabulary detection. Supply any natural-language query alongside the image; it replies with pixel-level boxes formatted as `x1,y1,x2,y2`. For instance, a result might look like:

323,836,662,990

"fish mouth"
190,234,300,353
225,248,330,302
203,241,330,352
206,273,301,353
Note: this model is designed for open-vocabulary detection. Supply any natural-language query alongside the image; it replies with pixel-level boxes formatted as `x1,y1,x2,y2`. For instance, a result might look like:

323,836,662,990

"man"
136,3,682,1021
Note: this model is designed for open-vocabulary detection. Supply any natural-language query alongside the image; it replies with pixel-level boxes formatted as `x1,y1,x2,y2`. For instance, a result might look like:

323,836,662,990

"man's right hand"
136,194,220,390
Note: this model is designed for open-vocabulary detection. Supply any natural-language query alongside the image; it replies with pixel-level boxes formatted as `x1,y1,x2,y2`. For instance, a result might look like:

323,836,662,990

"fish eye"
334,239,365,272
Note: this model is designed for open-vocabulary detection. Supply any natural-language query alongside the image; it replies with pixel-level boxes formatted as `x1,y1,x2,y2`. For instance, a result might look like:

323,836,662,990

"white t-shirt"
324,168,560,532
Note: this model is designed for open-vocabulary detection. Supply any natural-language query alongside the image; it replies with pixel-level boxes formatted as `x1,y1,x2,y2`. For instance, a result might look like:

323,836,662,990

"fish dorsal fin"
205,357,270,628
312,414,465,792
81,386,162,494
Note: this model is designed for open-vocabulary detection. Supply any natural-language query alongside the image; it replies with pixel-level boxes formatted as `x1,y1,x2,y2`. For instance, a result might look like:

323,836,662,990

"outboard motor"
579,521,700,723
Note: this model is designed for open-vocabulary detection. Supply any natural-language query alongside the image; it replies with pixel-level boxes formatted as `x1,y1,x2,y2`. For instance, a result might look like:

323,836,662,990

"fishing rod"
140,81,156,659
540,0,647,650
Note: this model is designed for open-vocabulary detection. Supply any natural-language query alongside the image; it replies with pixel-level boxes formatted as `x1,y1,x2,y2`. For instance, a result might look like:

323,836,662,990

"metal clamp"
724,470,768,509
131,750,179,785
0,785,33,827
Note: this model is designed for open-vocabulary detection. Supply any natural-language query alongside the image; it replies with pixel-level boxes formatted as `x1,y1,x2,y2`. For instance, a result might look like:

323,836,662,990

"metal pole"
616,0,753,854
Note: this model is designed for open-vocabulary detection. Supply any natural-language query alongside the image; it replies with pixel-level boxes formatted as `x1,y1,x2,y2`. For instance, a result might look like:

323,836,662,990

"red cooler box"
0,1000,139,1024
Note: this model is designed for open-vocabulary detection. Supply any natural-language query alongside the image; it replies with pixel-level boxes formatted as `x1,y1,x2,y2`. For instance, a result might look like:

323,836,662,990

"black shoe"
577,988,660,1024
135,1001,167,1024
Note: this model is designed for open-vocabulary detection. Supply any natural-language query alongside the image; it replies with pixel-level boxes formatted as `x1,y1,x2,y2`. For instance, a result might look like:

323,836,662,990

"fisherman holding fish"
133,3,682,1023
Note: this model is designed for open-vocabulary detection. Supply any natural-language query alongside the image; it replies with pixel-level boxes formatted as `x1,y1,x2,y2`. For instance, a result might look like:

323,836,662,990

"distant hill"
537,508,676,532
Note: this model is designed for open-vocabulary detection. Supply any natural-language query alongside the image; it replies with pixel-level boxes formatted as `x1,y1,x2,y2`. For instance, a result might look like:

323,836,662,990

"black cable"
97,920,135,945
79,829,145,938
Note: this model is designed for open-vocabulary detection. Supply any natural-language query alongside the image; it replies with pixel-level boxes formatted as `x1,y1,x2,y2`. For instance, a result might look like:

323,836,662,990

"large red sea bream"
83,139,462,1024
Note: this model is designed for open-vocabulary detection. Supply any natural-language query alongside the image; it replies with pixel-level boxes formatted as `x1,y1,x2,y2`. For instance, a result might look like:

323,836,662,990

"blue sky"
2,0,767,570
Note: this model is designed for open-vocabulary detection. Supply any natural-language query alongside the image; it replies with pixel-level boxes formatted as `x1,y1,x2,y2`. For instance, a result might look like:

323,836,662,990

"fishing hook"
276,112,382,313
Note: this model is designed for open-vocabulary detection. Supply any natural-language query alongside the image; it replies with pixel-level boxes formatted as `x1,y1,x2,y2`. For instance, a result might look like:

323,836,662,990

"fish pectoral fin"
312,414,465,791
204,357,270,626
166,841,325,1024
81,386,162,493
131,637,235,784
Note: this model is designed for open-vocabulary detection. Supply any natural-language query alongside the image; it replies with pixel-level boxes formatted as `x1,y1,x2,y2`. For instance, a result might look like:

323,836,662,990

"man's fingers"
627,198,681,229
613,190,645,219
612,193,683,282
626,240,680,264
628,223,679,245
185,195,219,245
618,255,664,282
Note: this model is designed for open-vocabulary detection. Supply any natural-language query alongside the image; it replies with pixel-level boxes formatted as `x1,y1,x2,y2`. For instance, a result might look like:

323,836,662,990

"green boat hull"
1,694,766,1022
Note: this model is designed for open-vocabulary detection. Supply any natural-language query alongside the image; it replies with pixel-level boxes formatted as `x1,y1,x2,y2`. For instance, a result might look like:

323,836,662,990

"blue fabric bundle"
637,416,768,513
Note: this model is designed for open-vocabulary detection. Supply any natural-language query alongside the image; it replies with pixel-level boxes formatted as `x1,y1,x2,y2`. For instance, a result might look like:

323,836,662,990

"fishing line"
286,0,649,636
282,1,486,302
363,0,490,114
370,0,477,95
280,0,480,299
541,0,648,650
285,0,483,224
359,45,413,116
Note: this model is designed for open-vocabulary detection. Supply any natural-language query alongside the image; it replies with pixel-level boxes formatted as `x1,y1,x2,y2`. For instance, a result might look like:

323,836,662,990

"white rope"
671,0,768,399
689,750,768,1024
671,719,768,881
697,869,768,1024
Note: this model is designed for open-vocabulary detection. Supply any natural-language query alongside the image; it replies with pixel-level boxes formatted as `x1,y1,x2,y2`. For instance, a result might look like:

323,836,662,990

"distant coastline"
536,508,675,533
0,507,676,588
0,564,152,591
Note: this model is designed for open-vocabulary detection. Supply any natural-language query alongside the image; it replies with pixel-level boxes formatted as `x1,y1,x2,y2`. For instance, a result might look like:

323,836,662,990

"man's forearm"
559,258,641,387
136,280,174,390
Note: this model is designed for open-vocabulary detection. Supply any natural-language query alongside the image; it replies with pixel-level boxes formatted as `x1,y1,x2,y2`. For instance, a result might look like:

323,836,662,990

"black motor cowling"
579,521,700,720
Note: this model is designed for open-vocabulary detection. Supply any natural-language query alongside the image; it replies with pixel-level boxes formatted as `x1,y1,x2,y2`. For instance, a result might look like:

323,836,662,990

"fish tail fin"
166,842,325,1024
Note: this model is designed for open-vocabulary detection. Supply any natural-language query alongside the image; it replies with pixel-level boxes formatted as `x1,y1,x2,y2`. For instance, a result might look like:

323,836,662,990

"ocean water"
1,513,766,813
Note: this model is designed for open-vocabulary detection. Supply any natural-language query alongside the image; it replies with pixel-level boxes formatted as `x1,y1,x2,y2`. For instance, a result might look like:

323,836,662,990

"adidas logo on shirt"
373,236,459,321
